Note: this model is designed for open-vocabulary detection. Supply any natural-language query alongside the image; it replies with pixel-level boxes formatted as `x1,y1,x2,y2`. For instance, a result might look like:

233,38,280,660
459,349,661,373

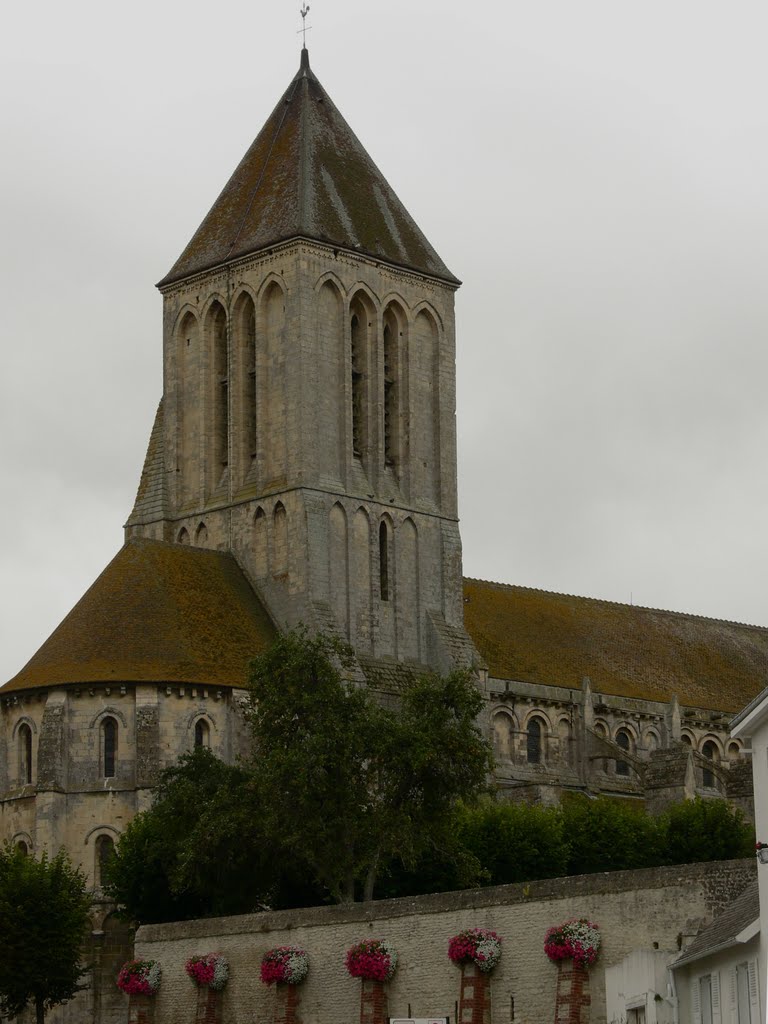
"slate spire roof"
159,48,457,287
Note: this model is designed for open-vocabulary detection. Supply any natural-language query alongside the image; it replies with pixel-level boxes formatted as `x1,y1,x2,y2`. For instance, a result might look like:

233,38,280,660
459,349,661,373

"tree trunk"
363,849,380,902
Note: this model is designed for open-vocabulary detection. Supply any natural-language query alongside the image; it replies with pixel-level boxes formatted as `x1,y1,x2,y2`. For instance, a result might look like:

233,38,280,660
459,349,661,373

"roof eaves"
670,921,760,970
731,684,768,736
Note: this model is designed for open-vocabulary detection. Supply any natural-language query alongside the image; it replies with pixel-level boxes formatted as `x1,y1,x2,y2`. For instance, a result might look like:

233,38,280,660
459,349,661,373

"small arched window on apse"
178,527,190,545
702,740,719,788
728,741,741,761
615,729,631,777
102,717,118,779
95,835,115,887
493,712,513,761
680,733,693,747
379,520,390,601
195,522,208,547
527,717,543,765
194,719,210,749
16,840,28,857
18,723,32,785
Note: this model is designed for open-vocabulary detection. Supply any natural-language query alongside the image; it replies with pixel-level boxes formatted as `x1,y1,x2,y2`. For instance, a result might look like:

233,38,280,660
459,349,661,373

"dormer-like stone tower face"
127,51,470,669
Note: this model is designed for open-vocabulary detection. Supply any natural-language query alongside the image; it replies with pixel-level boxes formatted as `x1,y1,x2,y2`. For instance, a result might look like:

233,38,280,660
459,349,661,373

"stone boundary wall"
135,859,755,1024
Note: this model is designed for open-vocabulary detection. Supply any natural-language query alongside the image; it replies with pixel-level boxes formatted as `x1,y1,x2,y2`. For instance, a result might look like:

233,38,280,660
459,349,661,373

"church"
1,46,766,895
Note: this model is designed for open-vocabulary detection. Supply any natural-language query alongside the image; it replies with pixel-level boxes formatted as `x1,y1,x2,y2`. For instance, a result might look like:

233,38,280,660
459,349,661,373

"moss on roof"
2,539,276,693
463,578,768,712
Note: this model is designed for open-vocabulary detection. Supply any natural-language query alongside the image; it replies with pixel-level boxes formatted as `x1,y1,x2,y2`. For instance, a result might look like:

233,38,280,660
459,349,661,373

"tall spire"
158,55,457,287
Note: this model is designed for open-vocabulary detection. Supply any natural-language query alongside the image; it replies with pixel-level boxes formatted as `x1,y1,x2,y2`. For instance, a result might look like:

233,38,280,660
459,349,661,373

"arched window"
379,520,390,601
16,840,28,857
209,302,229,475
615,729,631,776
194,719,210,749
177,527,190,545
382,307,401,470
728,741,741,760
102,717,117,779
95,835,115,887
680,733,693,747
702,740,719,788
527,718,543,764
349,296,371,460
195,521,208,547
18,723,32,785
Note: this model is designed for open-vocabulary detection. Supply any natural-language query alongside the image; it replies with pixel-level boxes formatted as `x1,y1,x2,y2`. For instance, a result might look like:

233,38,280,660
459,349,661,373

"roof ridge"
463,576,768,632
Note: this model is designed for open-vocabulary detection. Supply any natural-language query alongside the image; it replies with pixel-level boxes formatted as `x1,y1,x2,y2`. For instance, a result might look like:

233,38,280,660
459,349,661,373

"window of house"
18,723,32,785
102,717,117,779
527,718,542,764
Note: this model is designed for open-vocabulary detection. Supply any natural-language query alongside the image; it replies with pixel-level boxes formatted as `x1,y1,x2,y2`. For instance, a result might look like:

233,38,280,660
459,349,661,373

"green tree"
458,799,569,885
247,630,493,902
0,845,91,1024
562,796,665,875
660,798,755,864
105,748,321,923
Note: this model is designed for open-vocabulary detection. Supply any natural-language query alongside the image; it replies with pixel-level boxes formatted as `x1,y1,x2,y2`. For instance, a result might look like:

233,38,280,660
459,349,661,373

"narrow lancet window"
351,313,364,456
103,717,117,779
383,317,398,469
527,718,542,764
212,305,229,470
615,729,630,776
245,300,257,457
379,521,390,601
19,724,32,784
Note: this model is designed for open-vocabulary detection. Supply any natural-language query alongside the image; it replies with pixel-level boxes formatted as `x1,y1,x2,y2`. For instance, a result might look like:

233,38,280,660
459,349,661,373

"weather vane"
299,4,312,47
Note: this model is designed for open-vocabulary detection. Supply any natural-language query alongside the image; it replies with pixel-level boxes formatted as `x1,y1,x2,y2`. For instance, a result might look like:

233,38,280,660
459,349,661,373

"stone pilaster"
360,978,388,1024
274,983,301,1024
554,960,591,1024
458,962,491,1024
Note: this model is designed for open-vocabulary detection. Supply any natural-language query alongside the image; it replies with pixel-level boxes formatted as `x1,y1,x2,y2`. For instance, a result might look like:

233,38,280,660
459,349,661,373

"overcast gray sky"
1,0,767,683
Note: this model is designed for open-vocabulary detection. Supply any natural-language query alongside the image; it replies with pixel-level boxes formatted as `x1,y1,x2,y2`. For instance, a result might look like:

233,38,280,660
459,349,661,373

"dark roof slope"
159,49,457,287
2,539,276,693
463,579,768,711
672,879,758,968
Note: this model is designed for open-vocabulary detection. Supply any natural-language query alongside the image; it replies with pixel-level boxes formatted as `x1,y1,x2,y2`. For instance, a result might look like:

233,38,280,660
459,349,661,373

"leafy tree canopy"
0,846,91,1024
246,630,494,902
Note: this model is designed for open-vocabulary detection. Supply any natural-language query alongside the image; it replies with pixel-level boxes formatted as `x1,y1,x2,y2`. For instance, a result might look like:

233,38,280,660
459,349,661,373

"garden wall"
134,859,755,1024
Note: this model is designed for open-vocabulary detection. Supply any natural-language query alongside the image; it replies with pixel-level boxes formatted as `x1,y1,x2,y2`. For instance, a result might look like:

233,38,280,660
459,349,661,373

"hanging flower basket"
117,959,162,996
260,946,309,986
345,939,398,982
544,919,601,968
448,928,503,973
185,953,230,991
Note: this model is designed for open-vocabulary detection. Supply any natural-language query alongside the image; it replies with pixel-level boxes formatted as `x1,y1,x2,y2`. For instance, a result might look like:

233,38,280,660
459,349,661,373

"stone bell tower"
127,48,478,674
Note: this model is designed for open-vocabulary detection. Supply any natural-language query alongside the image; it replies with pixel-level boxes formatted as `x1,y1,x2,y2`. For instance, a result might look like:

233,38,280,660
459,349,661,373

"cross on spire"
298,4,312,48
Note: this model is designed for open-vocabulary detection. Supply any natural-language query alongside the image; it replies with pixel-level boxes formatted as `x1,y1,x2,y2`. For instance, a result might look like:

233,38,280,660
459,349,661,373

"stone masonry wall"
135,859,755,1024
